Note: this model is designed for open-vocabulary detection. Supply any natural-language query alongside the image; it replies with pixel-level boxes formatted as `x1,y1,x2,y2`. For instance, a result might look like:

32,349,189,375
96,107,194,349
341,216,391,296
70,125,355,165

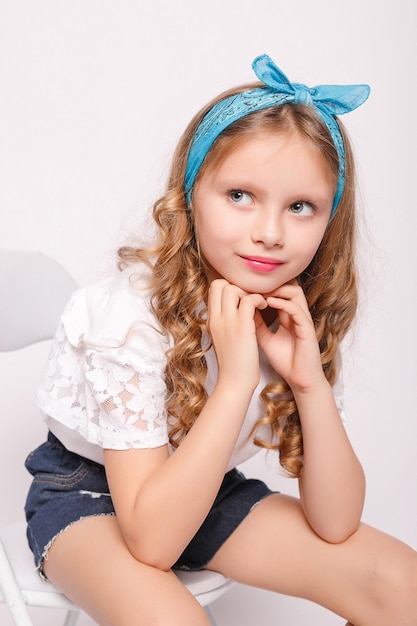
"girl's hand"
255,280,325,393
207,279,267,392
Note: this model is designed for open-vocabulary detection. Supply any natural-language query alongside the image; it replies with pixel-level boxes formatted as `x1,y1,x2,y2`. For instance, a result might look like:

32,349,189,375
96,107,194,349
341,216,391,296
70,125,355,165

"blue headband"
184,54,370,218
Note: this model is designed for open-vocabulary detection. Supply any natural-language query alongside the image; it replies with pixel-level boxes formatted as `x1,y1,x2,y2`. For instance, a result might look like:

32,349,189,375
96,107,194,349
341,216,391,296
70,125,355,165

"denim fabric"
25,432,115,572
25,432,273,573
173,466,273,571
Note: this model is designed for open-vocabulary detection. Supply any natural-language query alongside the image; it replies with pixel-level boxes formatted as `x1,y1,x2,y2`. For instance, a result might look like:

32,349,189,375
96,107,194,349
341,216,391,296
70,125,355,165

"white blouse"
37,265,345,471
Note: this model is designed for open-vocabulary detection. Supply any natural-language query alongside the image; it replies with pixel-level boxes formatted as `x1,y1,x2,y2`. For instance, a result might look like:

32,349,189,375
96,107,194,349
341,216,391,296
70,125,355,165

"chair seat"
174,568,234,607
0,521,80,612
1,520,233,609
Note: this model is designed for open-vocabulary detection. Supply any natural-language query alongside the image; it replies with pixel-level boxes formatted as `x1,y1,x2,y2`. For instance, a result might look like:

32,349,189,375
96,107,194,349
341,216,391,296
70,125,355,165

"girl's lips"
240,255,284,273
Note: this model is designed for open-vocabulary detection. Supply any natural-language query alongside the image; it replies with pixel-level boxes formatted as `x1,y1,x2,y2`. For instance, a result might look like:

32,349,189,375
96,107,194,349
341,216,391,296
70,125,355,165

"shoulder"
60,263,167,357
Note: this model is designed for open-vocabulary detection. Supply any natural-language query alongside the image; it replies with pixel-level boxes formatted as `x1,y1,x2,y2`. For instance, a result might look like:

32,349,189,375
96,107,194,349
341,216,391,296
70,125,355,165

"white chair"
0,250,234,625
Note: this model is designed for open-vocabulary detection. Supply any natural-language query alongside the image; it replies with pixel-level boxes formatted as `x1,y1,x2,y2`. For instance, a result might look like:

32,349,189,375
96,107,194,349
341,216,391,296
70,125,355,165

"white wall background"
1,1,416,624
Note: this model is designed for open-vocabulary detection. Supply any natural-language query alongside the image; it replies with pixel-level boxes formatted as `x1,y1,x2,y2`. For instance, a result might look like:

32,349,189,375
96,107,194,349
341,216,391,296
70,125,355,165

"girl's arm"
256,281,365,543
105,280,267,570
294,382,365,543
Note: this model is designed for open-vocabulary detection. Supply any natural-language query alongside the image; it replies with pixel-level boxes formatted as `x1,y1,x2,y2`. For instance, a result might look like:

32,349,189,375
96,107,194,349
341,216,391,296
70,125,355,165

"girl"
25,54,417,625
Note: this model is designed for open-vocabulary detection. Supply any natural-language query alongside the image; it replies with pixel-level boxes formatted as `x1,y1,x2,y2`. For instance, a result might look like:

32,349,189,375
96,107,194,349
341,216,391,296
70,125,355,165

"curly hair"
118,81,358,478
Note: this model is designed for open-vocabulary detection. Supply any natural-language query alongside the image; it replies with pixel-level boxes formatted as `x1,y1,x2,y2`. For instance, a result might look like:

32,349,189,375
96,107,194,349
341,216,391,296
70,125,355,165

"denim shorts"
25,432,273,575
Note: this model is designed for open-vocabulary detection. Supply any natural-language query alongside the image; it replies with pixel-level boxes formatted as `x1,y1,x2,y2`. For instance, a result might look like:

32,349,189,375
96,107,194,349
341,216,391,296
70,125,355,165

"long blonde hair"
118,82,358,478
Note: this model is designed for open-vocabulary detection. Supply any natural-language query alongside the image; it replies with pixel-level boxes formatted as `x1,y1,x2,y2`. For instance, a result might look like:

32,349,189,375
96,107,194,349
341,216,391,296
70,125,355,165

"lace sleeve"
38,325,169,450
82,347,169,449
37,271,170,450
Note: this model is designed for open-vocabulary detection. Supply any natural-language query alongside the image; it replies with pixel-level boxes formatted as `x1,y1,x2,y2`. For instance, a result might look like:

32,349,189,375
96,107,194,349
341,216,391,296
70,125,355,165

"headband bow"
184,54,370,218
254,54,370,115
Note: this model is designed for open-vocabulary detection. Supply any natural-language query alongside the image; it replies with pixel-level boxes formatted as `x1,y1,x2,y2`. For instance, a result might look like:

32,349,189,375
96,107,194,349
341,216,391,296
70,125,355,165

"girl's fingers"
209,279,246,314
208,279,266,322
236,292,268,316
207,279,231,318
268,297,307,327
267,281,310,316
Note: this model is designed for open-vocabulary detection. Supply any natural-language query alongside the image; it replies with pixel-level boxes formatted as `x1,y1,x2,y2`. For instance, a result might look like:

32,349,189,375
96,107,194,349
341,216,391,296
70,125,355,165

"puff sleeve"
37,268,170,451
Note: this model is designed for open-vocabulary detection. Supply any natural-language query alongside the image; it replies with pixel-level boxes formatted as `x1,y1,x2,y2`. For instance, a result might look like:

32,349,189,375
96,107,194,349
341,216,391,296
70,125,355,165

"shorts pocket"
25,438,87,485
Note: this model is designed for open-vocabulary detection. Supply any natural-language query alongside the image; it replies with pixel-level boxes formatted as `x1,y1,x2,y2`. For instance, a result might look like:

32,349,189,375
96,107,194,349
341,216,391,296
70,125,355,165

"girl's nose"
252,208,284,248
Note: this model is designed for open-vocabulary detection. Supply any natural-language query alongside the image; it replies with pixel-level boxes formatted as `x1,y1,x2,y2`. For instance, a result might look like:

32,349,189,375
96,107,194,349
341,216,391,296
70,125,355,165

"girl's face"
192,130,335,296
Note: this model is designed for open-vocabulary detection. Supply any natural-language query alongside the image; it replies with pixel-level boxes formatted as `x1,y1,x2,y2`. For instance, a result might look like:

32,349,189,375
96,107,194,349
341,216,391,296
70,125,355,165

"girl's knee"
366,549,417,619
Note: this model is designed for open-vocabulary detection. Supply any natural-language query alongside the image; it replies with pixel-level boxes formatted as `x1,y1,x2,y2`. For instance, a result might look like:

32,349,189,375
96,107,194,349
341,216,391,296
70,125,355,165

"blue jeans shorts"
25,432,273,576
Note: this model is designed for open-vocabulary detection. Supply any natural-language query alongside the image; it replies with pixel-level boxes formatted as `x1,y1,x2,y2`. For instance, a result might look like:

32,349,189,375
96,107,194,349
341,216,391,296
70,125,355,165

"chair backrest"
0,251,81,624
0,251,78,351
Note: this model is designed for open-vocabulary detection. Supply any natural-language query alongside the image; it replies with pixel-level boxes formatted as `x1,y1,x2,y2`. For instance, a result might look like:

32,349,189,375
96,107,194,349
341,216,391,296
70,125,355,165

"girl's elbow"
125,535,177,572
316,519,361,545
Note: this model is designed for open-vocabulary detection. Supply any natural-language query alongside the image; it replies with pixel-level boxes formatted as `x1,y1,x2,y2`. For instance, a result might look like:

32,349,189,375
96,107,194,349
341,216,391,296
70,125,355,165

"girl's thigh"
207,493,417,625
44,515,210,626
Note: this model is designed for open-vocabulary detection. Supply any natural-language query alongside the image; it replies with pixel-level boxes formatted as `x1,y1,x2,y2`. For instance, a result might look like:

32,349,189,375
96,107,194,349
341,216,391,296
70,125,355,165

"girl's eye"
289,201,315,216
229,190,252,206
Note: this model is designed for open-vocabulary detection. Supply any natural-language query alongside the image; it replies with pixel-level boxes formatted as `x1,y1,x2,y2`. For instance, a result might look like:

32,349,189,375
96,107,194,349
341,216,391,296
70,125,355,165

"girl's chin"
233,279,288,296
206,269,297,295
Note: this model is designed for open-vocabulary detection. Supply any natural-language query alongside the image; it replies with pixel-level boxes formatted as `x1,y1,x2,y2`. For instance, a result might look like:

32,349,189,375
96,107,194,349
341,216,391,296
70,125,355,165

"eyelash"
228,189,252,204
228,190,317,216
289,200,317,216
